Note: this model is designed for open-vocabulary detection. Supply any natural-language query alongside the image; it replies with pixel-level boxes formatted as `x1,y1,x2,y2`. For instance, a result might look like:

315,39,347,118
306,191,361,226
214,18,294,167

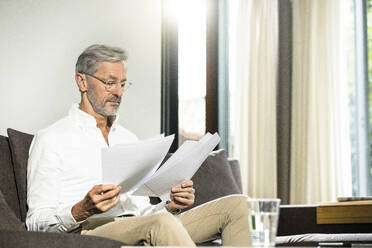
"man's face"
86,61,126,117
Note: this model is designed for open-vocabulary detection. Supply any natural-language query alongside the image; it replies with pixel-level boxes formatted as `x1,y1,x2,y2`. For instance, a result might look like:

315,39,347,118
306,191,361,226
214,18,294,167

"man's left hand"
167,180,195,212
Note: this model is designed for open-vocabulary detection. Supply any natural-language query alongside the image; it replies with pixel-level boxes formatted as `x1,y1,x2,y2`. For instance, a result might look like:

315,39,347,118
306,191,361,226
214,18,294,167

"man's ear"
76,73,88,93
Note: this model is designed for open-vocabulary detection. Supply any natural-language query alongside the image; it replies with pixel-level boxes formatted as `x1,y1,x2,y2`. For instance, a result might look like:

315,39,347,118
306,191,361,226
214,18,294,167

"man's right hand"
71,184,121,222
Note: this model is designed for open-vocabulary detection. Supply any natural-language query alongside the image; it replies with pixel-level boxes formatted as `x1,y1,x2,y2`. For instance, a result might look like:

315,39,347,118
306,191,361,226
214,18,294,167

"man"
26,44,251,246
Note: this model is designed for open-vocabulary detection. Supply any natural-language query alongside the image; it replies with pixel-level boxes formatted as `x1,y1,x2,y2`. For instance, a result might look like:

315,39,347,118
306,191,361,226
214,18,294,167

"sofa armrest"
0,229,124,248
278,205,372,236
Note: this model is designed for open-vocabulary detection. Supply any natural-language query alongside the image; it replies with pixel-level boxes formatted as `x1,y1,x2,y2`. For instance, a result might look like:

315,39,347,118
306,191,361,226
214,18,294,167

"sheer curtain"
290,0,352,204
231,0,278,197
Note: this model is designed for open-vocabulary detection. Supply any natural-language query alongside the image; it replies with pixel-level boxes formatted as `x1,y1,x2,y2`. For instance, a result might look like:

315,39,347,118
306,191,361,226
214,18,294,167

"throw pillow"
183,149,242,212
0,189,26,230
229,159,243,192
7,128,34,222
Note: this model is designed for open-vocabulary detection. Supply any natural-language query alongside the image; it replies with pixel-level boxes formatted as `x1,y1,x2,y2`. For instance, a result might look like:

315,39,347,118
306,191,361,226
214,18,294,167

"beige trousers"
81,195,251,246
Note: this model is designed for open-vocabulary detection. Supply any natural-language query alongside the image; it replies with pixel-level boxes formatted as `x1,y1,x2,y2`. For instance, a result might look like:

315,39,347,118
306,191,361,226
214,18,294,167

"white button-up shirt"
26,104,166,232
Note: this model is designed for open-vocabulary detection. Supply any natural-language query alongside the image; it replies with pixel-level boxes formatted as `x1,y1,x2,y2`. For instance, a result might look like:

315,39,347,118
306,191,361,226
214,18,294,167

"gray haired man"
26,44,251,246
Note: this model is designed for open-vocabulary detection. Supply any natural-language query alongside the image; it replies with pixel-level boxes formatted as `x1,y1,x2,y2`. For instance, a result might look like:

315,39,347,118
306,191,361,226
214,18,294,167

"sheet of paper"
101,134,174,193
153,139,198,175
132,133,220,201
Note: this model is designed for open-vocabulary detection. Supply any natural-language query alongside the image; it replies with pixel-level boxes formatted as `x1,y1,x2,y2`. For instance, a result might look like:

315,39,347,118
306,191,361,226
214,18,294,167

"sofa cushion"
182,149,241,212
0,135,22,220
0,190,25,230
7,128,34,222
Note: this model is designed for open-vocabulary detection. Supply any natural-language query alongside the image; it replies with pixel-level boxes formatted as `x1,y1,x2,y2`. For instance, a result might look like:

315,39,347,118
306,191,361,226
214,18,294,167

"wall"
0,0,161,139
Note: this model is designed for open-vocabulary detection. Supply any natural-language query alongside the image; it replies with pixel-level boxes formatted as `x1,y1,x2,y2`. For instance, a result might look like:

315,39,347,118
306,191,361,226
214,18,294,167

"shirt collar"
68,103,120,130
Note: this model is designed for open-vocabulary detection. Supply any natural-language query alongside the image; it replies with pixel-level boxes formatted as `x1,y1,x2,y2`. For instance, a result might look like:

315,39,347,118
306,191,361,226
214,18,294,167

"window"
161,0,223,152
349,0,372,196
178,0,207,145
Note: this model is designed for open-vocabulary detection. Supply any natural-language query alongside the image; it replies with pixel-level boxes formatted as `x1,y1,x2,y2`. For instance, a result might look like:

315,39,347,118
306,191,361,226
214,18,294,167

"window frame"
161,0,224,152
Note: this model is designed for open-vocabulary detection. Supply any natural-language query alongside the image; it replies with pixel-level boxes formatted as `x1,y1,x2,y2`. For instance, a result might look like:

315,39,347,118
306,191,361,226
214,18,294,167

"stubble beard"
86,86,121,117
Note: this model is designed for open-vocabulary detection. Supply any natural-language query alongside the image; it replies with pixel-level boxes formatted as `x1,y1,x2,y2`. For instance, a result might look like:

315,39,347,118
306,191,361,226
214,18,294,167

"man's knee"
217,194,248,207
148,212,194,246
213,195,248,219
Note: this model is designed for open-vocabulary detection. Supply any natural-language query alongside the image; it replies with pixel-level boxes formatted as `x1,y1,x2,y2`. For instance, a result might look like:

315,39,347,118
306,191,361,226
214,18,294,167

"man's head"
75,44,129,117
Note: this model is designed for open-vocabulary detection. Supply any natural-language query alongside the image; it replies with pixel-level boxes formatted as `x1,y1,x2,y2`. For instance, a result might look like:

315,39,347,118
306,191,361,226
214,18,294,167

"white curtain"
290,0,352,204
231,0,278,197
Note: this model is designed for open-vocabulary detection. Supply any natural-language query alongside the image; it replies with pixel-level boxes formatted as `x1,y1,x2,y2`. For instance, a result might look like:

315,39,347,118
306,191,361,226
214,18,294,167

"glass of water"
247,198,281,247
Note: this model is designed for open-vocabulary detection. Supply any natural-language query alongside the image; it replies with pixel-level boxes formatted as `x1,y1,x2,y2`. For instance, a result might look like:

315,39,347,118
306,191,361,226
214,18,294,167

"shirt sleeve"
138,198,168,216
26,131,80,232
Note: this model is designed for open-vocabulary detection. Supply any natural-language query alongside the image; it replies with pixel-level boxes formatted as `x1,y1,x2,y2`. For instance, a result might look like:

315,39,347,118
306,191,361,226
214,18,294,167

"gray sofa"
2,128,372,247
0,128,243,247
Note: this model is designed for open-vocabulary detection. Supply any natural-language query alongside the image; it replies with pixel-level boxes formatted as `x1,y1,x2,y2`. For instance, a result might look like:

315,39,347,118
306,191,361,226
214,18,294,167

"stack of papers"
101,134,174,193
101,132,220,201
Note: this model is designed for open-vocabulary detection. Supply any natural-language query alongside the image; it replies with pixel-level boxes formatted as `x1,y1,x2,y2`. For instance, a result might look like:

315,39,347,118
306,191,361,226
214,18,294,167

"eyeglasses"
84,73,132,92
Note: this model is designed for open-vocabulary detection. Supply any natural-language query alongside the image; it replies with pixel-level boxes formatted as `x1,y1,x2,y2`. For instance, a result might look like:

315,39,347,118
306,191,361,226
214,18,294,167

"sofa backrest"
7,129,34,222
228,158,242,192
0,135,22,220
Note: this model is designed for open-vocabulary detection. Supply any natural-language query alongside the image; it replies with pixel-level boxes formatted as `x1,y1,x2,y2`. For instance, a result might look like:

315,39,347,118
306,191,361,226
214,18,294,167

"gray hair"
75,44,128,75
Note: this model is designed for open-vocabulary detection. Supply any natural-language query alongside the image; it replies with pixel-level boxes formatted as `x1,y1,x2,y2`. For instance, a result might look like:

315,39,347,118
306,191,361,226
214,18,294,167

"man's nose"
111,83,123,97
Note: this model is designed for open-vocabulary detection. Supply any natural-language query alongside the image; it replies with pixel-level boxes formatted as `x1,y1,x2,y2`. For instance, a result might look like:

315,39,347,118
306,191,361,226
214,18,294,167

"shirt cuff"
153,200,168,214
165,201,182,215
56,204,84,232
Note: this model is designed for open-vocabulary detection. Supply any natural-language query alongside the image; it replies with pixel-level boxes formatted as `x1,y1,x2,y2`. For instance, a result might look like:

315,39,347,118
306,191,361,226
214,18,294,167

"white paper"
132,132,220,201
101,134,174,193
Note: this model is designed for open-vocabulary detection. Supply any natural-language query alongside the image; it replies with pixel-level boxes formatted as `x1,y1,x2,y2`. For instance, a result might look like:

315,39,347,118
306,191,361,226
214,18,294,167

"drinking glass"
247,198,281,247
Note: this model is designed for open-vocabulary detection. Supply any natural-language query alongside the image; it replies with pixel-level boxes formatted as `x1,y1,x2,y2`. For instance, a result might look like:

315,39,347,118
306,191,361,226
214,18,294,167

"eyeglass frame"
83,73,132,92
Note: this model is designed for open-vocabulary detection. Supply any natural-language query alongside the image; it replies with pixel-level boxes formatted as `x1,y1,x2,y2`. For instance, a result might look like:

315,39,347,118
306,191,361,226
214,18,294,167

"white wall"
0,0,161,139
